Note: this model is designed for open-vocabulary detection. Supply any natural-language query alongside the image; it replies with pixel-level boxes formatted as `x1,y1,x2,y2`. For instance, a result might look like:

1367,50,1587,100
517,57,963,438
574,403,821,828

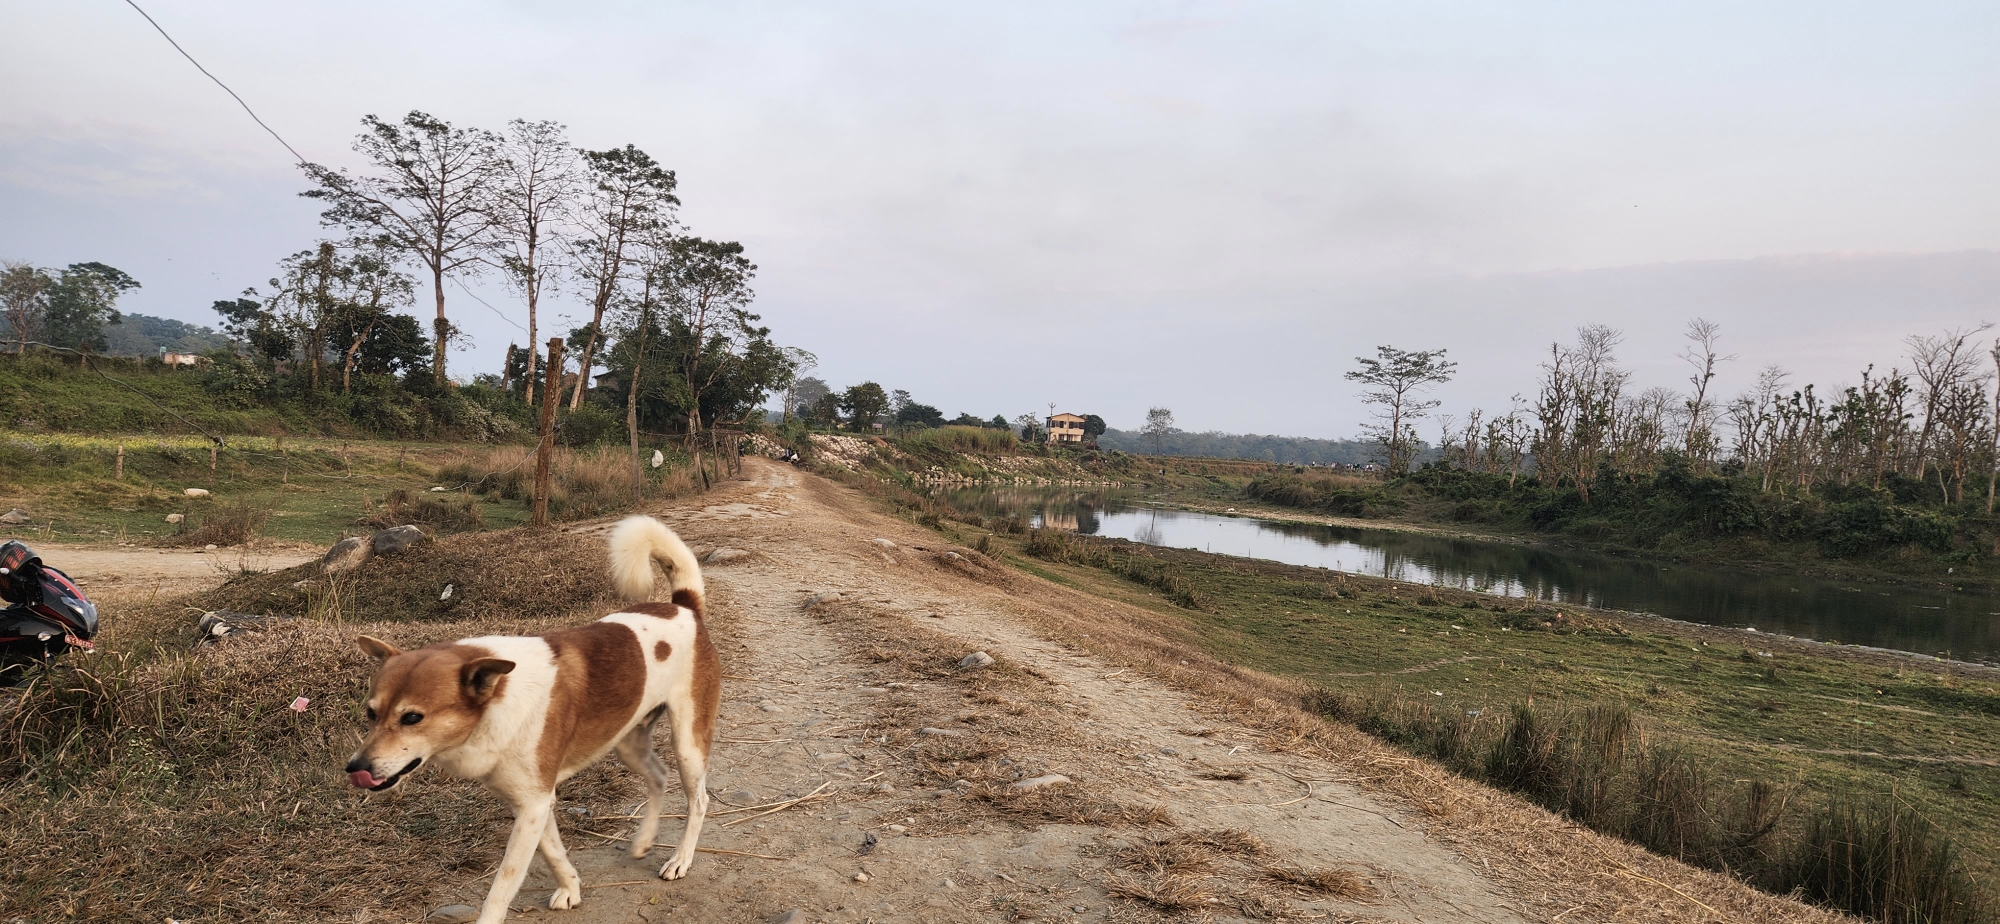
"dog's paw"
549,883,582,910
658,851,695,880
627,837,654,860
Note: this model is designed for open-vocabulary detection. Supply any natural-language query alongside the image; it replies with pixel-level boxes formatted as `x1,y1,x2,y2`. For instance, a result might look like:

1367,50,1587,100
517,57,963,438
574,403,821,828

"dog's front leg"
539,812,582,910
476,797,553,924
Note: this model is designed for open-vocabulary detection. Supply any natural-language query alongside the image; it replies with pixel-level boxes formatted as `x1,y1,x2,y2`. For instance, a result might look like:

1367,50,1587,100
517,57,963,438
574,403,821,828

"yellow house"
1045,412,1089,444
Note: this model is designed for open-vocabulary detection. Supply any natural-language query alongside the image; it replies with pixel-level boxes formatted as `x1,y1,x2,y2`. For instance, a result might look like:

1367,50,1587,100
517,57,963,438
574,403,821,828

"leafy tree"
896,402,944,428
810,392,843,429
329,246,418,391
45,262,140,356
947,412,985,428
1082,414,1107,444
491,119,580,406
654,236,757,436
1142,407,1175,455
1016,413,1043,443
989,414,1009,430
302,111,503,383
787,375,831,421
567,145,678,409
1346,346,1457,475
212,295,295,365
841,382,889,430
0,261,52,354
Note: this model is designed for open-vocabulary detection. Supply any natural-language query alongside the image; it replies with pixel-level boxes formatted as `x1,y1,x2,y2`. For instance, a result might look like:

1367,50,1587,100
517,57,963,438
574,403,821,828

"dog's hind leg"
476,796,554,924
657,693,714,880
615,706,672,859
539,812,583,910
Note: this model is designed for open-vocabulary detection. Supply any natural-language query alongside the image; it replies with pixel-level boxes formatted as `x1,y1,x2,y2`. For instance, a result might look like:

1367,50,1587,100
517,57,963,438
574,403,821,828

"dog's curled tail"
609,515,705,605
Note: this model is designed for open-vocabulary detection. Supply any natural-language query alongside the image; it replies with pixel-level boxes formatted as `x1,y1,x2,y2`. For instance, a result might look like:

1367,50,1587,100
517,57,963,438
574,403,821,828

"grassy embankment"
845,464,1998,924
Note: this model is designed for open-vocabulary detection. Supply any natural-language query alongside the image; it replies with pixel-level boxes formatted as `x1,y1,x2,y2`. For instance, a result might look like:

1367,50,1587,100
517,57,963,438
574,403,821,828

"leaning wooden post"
532,337,564,527
208,443,217,489
115,444,123,481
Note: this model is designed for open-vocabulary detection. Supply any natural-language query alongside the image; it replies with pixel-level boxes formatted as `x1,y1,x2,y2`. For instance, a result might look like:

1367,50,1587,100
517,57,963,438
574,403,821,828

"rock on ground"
321,537,372,575
372,525,425,556
959,650,995,668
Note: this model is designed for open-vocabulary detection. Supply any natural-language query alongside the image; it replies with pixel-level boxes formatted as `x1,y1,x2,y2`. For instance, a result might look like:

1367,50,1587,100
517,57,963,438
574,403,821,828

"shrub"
356,489,483,533
164,502,267,547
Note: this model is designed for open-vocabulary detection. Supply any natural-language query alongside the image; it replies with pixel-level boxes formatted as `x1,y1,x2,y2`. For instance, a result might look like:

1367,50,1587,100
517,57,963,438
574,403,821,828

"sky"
2,1,1996,438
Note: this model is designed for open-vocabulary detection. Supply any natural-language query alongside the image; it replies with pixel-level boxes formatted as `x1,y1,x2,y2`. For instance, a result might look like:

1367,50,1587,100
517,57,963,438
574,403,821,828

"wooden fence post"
115,444,123,481
532,338,565,527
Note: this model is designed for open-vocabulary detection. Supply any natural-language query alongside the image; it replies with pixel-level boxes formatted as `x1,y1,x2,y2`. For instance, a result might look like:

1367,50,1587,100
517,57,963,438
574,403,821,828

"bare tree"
0,261,52,355
567,145,678,409
1906,324,1994,478
1142,407,1175,456
303,111,503,383
1679,318,1733,464
1346,345,1458,475
490,119,579,407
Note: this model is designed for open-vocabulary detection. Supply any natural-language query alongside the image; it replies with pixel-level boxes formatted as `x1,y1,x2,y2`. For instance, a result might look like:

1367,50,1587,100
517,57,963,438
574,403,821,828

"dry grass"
355,487,484,533
161,501,267,547
975,785,1176,828
1262,864,1373,900
1101,869,1222,913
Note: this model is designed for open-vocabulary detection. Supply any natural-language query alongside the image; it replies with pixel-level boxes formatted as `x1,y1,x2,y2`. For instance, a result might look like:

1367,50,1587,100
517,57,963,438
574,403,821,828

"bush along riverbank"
952,519,1999,924
1240,457,1999,590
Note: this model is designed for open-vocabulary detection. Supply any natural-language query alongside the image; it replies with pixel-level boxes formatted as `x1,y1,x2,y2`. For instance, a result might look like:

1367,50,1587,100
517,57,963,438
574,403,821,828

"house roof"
1047,412,1088,421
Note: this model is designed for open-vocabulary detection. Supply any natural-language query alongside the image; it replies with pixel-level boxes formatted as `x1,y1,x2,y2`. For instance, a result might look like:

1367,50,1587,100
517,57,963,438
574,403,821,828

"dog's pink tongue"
349,770,380,788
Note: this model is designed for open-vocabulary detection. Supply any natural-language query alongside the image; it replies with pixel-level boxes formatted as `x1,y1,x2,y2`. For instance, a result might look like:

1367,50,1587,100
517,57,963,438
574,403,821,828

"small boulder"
959,651,995,669
165,513,185,524
427,906,478,923
0,507,28,525
321,537,373,575
1011,774,1071,792
372,525,425,556
704,547,750,564
183,488,210,498
806,591,843,607
428,486,447,493
868,538,897,549
759,700,784,713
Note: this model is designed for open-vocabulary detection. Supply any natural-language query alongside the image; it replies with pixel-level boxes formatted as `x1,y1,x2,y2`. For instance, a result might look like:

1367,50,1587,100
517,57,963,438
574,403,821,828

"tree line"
183,111,805,441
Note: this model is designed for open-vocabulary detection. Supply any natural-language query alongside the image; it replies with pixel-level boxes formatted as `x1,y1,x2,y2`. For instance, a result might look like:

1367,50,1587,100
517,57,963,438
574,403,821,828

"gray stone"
806,591,843,607
704,547,750,564
321,537,373,575
372,525,425,556
959,651,995,669
919,727,968,738
0,507,28,525
759,700,784,713
182,488,210,498
768,912,805,924
1010,774,1071,792
726,789,756,804
868,538,897,549
164,513,185,524
427,906,478,923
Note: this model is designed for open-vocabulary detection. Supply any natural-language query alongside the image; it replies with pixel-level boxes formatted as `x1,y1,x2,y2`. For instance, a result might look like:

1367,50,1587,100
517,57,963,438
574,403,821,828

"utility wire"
121,0,307,165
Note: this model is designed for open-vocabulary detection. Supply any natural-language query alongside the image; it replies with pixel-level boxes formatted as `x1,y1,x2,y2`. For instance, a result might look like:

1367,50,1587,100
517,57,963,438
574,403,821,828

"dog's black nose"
344,756,369,774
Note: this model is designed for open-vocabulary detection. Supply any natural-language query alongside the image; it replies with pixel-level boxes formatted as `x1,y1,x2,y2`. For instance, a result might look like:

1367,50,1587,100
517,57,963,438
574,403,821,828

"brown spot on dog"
624,601,682,620
537,622,647,787
654,640,672,662
671,587,705,617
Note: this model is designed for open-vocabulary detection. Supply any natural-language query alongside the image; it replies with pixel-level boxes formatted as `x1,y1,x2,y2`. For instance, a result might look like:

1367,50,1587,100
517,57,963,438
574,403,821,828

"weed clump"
163,501,267,547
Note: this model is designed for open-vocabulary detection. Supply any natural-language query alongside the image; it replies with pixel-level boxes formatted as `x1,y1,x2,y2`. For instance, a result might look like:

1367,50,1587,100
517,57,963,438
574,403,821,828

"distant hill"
1099,428,1378,465
101,313,233,357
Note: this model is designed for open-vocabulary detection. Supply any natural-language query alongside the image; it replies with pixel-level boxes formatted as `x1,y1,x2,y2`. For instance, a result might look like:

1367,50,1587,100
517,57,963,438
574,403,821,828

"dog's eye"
400,712,424,726
365,707,377,722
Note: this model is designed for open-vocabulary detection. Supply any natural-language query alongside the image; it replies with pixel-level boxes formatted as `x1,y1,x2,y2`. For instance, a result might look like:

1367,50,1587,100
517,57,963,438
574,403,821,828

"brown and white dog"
345,515,720,924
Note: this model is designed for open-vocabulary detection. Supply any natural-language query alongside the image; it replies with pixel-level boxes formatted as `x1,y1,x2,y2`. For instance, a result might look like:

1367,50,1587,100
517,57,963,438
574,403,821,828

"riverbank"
962,523,2000,898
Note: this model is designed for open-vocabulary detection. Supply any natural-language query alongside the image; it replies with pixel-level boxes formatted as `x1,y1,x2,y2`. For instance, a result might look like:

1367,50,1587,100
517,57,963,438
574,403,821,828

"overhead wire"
121,0,307,165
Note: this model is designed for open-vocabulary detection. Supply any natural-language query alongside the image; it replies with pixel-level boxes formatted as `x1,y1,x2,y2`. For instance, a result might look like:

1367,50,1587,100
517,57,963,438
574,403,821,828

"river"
939,486,2000,665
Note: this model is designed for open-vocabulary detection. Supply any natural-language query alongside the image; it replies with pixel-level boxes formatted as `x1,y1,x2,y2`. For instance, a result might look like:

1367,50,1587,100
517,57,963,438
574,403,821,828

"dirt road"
500,461,1511,924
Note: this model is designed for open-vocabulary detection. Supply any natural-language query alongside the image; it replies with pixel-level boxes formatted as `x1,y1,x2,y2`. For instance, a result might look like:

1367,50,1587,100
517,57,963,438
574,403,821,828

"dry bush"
355,488,484,533
1163,829,1268,857
1114,839,1217,876
162,502,267,547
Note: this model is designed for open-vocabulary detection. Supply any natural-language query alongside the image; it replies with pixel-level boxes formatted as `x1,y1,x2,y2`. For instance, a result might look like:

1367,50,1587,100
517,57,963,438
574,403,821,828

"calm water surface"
943,486,2000,664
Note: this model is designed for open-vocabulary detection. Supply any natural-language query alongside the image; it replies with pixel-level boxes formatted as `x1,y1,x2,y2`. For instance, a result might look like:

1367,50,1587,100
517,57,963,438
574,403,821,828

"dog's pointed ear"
356,635,402,662
461,657,516,704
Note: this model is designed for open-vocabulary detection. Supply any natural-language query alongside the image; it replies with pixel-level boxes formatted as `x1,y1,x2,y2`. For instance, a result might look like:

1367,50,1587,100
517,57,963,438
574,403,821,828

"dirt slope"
428,460,1851,924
